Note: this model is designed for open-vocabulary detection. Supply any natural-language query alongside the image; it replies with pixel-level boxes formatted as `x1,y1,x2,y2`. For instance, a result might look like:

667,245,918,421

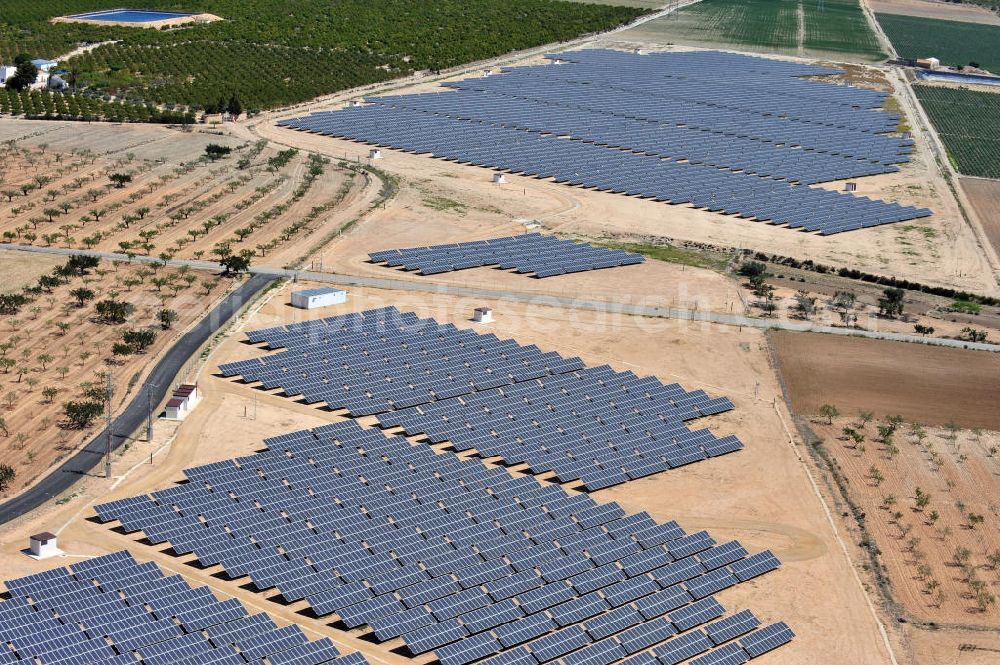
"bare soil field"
960,177,1000,263
1,281,897,665
0,252,63,293
0,257,232,497
770,330,1000,429
868,0,1000,25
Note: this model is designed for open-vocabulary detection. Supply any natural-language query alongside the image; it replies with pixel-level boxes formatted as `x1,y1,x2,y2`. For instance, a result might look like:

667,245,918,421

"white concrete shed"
473,307,493,323
29,532,59,559
291,288,347,310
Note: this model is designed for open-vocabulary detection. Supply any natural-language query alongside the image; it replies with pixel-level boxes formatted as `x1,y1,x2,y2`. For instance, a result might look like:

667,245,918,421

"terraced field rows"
914,85,1000,179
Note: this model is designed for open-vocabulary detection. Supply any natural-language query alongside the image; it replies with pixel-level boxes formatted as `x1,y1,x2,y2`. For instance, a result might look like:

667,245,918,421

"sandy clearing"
960,178,1000,264
0,252,63,293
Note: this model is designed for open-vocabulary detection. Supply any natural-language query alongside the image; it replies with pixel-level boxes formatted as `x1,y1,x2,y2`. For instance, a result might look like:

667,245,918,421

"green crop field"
619,0,883,59
913,85,1000,179
632,0,799,51
0,1,647,114
802,0,883,58
877,12,1000,74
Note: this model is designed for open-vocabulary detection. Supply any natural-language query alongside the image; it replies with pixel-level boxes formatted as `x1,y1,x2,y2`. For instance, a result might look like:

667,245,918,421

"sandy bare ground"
869,0,1000,25
0,252,63,293
960,178,1000,263
0,280,896,665
769,330,1000,429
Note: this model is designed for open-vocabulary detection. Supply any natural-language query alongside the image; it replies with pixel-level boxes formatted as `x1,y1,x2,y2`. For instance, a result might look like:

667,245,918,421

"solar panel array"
278,49,932,235
368,233,644,278
94,419,793,665
0,550,369,665
217,307,742,489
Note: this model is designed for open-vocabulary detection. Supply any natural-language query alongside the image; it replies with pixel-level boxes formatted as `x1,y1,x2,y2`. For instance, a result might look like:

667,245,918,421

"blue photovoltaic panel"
216,306,743,490
369,233,643,278
279,49,931,235
0,552,373,665
93,418,792,664
740,622,795,657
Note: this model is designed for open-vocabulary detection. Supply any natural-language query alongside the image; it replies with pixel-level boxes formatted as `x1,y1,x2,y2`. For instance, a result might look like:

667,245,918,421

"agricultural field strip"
911,86,1000,179
216,306,743,490
282,49,930,235
5,242,1000,353
1,550,371,665
0,87,195,124
0,141,335,263
94,418,793,665
625,0,883,59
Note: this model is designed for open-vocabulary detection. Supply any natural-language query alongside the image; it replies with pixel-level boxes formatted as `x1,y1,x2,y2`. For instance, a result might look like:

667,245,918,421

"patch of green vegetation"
0,88,194,123
949,300,981,315
422,195,467,214
55,492,80,505
877,12,1000,74
643,0,799,51
596,241,730,271
899,224,937,239
632,0,882,59
912,85,1000,179
802,0,883,58
0,1,647,112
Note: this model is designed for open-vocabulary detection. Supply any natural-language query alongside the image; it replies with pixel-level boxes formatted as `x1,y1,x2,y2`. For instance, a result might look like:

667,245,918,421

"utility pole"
104,372,113,480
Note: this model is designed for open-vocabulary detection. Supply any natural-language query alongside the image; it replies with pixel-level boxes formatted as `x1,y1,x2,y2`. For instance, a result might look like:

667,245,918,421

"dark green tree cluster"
4,53,38,92
0,1,648,112
878,287,906,318
94,298,135,324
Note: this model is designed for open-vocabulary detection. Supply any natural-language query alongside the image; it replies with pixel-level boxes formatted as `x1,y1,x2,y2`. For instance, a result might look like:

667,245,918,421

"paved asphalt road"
0,273,275,526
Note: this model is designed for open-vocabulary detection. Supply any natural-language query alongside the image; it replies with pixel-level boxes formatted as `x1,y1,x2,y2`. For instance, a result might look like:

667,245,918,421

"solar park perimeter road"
2,243,998,354
0,273,275,527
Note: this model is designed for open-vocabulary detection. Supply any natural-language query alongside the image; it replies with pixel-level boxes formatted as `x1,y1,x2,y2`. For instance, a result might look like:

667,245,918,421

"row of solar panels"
538,50,892,129
369,87,907,184
94,420,792,665
279,106,930,235
219,308,741,488
368,233,644,278
376,370,740,491
0,550,371,665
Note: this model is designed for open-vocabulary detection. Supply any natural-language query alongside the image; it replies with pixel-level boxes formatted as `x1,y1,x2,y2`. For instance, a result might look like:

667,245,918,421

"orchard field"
0,138,364,269
0,254,230,497
913,85,1000,179
0,0,647,113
